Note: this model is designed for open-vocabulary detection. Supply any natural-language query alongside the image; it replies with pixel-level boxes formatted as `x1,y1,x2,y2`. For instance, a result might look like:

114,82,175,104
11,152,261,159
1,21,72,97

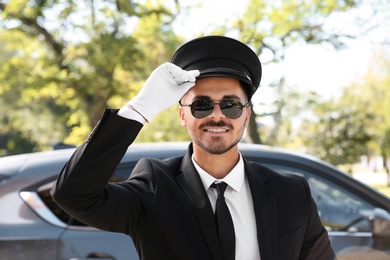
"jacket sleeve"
51,109,150,234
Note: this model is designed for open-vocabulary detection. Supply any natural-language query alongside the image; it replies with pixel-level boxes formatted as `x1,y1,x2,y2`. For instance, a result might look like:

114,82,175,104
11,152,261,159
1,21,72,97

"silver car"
1,142,390,259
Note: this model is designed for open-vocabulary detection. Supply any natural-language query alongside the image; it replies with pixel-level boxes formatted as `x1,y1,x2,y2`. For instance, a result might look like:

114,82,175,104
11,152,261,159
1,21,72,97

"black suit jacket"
52,109,335,260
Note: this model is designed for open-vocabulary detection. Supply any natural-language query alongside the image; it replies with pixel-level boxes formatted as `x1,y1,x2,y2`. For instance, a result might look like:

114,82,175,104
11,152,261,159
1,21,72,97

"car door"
55,162,140,260
256,160,390,258
27,173,140,260
0,159,63,260
58,228,138,260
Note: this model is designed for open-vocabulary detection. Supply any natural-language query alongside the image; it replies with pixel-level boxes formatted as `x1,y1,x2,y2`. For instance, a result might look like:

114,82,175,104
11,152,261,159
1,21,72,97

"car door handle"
70,252,115,260
70,259,114,260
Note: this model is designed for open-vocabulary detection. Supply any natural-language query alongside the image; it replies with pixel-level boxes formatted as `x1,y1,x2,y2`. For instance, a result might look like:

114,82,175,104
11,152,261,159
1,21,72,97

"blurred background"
0,0,389,192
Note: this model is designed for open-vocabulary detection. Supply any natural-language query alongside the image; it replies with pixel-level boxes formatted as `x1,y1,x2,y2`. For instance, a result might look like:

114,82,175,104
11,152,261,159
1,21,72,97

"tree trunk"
382,152,390,187
246,103,262,144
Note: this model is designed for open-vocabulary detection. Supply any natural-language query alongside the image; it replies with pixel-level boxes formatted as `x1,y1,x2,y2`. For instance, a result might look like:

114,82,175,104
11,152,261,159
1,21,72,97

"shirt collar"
191,153,245,193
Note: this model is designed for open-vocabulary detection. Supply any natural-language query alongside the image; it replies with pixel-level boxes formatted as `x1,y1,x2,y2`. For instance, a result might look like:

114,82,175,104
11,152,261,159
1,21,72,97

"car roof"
119,142,324,164
1,141,389,210
0,141,345,176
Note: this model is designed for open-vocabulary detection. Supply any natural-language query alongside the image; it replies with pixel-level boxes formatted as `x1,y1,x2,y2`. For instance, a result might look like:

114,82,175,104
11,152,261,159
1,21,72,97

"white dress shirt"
192,154,261,260
117,108,260,259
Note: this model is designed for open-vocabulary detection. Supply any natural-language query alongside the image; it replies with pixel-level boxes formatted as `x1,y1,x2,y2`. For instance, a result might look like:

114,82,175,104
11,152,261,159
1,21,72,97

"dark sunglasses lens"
220,100,244,119
191,100,214,118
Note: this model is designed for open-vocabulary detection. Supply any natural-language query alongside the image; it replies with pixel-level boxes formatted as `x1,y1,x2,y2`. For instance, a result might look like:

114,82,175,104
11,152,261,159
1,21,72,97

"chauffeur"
52,36,335,260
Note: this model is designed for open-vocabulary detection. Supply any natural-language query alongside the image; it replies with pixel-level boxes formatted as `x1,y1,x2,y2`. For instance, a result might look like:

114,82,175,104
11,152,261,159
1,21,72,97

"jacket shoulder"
245,159,308,189
132,156,184,178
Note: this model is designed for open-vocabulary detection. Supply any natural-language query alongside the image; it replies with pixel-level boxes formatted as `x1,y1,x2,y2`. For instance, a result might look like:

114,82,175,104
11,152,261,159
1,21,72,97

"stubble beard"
194,136,240,155
191,122,246,155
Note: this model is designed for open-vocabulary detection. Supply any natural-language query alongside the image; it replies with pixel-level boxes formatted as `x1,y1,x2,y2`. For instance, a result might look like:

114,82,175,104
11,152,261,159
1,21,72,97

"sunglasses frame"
179,99,249,119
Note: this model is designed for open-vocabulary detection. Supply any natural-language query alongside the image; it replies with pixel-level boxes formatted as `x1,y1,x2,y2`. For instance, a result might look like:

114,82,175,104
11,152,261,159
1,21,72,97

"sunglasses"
179,99,249,119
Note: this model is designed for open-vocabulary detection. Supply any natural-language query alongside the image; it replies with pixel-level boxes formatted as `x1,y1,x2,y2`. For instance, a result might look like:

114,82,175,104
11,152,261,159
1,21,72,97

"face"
179,77,251,155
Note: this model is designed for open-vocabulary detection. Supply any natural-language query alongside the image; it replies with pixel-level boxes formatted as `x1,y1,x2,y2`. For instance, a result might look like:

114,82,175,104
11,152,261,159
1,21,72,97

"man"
52,36,335,259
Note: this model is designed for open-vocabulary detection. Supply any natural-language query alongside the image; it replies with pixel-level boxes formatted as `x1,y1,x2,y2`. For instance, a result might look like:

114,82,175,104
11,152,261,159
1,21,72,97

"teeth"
207,129,227,133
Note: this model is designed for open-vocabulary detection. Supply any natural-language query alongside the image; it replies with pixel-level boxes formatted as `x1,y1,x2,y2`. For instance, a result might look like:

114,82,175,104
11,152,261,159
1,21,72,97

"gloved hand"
128,62,199,122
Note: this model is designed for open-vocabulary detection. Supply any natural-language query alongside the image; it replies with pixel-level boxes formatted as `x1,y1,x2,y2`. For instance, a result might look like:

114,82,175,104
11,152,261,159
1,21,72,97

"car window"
260,162,375,233
37,183,89,227
38,158,376,232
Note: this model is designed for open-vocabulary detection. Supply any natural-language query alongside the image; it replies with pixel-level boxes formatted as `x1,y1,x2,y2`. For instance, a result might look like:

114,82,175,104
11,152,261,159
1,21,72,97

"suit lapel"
245,160,277,260
175,145,278,259
175,144,222,260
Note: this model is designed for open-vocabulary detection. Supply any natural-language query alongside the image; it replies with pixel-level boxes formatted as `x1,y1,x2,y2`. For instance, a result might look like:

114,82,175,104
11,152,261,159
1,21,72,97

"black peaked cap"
171,35,262,100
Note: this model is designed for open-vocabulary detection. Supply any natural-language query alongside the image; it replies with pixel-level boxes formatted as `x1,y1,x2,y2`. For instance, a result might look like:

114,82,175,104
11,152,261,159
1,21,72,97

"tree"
220,0,376,144
299,96,374,170
348,50,390,184
298,49,390,181
2,0,388,156
0,29,70,154
0,0,183,154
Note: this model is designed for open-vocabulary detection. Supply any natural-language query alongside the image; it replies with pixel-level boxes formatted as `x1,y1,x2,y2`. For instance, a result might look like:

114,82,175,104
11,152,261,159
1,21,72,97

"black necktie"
212,182,235,260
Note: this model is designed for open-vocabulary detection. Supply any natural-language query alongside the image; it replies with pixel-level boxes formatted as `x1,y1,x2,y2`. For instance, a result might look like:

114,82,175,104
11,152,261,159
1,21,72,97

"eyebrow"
193,95,242,100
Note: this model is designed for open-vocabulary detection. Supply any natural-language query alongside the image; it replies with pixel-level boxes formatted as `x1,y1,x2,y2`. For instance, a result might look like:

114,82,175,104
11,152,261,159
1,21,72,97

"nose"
207,102,226,119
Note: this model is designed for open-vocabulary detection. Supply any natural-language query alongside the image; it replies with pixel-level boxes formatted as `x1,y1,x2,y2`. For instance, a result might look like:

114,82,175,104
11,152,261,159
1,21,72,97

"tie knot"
211,182,228,197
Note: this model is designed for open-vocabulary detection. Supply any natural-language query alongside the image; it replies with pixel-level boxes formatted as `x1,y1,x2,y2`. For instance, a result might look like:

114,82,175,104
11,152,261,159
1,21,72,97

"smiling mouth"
200,121,233,132
205,128,228,133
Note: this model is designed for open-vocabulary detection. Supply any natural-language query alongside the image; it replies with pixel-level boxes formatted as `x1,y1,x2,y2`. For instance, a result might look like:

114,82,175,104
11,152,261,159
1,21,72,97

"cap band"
198,68,252,86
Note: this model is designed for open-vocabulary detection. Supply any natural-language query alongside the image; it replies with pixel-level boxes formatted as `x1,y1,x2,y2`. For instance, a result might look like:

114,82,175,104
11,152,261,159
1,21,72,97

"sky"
172,0,389,101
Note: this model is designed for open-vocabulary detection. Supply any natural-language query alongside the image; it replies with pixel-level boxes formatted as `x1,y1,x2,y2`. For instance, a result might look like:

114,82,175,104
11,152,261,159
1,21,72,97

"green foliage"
0,29,70,153
300,97,374,165
352,51,390,177
1,0,387,166
0,0,183,155
234,0,359,56
228,0,361,144
135,106,190,143
298,50,390,168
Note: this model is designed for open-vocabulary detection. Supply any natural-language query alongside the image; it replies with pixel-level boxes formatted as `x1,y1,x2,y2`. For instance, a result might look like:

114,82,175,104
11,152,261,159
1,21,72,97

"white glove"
128,62,199,122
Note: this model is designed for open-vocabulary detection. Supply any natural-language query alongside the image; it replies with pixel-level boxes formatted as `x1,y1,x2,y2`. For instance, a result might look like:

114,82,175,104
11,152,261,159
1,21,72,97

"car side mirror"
371,208,390,237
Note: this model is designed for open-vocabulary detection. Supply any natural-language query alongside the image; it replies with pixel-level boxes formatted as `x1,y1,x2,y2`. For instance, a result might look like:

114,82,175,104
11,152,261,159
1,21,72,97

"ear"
178,107,186,127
